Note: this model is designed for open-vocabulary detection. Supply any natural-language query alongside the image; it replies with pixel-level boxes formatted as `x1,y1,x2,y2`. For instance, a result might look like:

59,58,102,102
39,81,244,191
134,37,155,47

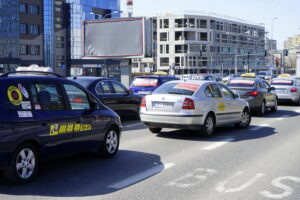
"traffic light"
283,49,288,56
275,58,280,67
247,52,250,58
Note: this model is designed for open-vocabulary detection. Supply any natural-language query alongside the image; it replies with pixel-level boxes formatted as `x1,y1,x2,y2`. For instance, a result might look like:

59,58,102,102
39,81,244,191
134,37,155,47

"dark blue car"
129,75,179,95
0,71,121,184
68,76,142,119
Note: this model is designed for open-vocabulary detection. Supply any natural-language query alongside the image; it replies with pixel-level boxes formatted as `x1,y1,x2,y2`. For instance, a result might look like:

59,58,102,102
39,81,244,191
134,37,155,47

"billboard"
83,18,145,58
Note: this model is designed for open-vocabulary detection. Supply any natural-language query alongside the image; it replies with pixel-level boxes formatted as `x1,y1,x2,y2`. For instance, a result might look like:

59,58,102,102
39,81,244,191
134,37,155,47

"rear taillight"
245,91,259,97
182,98,195,110
140,96,146,107
291,88,297,92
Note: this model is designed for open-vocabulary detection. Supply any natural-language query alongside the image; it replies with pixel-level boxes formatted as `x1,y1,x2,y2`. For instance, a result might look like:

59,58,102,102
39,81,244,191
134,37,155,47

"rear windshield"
131,78,158,88
227,80,256,87
270,80,294,86
153,82,200,96
71,79,93,88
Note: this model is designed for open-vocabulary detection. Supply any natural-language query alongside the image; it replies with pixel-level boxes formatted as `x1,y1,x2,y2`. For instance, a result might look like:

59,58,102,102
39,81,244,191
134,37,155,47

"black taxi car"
0,71,121,184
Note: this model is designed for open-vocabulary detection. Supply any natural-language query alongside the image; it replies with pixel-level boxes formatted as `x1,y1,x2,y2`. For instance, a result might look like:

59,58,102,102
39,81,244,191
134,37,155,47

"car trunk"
229,87,257,98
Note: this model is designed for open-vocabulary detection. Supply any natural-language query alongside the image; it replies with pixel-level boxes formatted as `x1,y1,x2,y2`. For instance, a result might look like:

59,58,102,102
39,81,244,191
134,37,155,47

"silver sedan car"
270,78,300,105
140,80,251,136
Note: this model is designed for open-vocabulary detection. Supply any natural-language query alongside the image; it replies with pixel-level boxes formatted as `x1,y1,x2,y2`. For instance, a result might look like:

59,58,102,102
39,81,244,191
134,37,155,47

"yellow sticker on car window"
7,86,23,106
218,102,226,111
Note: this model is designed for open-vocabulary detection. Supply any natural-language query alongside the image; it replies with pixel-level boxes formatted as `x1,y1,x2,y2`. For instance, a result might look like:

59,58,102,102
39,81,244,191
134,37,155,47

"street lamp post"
271,17,278,69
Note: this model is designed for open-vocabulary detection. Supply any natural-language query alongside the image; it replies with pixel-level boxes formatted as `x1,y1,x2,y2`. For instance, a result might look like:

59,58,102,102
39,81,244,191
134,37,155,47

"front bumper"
140,113,204,130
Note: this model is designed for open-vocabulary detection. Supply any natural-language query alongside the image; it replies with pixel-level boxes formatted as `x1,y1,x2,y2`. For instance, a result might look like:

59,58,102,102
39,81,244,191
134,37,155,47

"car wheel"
296,97,300,106
235,108,251,128
99,127,119,158
149,127,162,134
257,101,265,115
201,113,215,136
4,143,38,184
271,99,278,112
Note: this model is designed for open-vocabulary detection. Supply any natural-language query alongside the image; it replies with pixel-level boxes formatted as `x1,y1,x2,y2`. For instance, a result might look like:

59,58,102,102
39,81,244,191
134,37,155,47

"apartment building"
152,13,266,75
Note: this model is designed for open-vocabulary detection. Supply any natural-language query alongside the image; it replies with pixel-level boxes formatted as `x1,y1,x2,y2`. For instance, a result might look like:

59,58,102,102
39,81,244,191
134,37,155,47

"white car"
140,80,251,136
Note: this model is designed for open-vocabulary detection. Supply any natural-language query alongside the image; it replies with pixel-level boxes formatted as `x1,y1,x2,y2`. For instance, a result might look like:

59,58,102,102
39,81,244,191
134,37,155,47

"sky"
120,0,300,49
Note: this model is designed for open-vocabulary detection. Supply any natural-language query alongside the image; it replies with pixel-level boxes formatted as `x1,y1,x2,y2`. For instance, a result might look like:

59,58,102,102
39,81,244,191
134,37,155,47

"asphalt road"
1,104,300,200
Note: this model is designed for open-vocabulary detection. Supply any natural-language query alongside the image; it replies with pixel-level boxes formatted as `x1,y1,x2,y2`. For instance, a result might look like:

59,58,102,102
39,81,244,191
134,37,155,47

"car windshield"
153,82,200,96
270,79,294,86
131,78,158,88
227,79,256,87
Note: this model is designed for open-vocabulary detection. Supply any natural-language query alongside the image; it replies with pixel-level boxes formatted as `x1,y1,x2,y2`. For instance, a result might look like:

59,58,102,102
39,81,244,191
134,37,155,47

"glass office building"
0,0,20,70
44,0,55,67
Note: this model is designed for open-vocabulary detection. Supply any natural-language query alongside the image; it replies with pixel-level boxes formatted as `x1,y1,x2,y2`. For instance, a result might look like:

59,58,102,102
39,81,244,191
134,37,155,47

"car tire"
149,127,162,134
98,127,120,158
271,99,278,112
296,97,300,106
4,143,38,184
257,101,266,115
200,113,215,136
235,108,251,128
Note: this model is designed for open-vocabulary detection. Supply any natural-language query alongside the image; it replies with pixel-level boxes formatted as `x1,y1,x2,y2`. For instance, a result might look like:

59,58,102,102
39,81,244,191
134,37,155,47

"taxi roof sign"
277,74,291,78
16,64,53,72
241,73,256,78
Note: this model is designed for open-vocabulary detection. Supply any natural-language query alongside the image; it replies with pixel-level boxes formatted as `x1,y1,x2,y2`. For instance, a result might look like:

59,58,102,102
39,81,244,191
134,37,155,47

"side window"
30,83,66,110
161,78,170,84
100,81,112,94
205,86,213,98
63,84,90,110
111,81,127,94
209,84,222,98
258,81,264,88
219,84,235,98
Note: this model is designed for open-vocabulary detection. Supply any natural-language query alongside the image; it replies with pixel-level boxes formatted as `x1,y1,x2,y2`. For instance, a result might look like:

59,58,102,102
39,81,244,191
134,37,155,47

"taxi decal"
7,86,23,106
50,123,92,136
241,73,256,78
218,102,226,111
174,83,200,91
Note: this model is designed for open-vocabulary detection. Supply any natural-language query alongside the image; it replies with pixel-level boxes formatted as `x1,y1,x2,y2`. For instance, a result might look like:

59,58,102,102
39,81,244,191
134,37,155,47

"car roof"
167,79,216,85
230,77,260,81
68,76,110,81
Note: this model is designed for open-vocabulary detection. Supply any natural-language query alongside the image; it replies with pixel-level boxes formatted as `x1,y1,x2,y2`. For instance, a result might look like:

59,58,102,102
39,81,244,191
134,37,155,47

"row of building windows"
20,44,40,55
20,3,39,14
56,36,65,48
158,18,264,37
20,24,39,35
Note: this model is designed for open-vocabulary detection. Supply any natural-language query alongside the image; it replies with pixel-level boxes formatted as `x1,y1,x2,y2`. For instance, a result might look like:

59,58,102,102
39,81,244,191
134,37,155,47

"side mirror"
269,87,275,92
233,91,240,98
90,101,102,110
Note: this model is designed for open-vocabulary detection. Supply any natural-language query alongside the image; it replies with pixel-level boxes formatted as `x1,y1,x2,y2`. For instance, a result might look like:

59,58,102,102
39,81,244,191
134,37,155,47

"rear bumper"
140,113,204,130
277,94,298,102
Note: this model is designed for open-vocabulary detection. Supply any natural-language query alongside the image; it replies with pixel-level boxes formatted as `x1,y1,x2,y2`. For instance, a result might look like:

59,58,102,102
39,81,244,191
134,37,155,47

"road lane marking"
201,138,235,151
250,124,269,131
108,163,174,189
276,115,290,120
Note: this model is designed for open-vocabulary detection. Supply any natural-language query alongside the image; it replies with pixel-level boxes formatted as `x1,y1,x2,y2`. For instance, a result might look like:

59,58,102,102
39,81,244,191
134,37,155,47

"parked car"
140,80,251,136
0,71,121,184
222,74,238,83
270,78,300,105
227,78,278,115
69,76,142,119
129,75,179,95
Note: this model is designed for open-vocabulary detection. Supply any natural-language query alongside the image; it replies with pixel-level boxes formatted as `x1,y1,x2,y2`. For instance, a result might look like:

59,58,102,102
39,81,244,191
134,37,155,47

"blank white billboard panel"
83,18,144,58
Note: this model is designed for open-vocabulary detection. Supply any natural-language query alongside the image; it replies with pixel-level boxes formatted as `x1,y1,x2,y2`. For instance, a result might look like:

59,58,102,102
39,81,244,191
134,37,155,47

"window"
55,24,63,29
56,36,64,42
30,84,66,110
55,7,63,12
95,81,112,94
219,84,235,98
20,24,27,34
56,43,64,48
55,0,64,6
29,45,39,55
111,81,126,94
205,86,213,98
56,17,63,22
64,84,90,110
20,3,26,13
20,44,27,55
208,84,222,98
166,45,169,54
28,5,39,14
160,32,168,41
160,57,169,66
29,24,39,35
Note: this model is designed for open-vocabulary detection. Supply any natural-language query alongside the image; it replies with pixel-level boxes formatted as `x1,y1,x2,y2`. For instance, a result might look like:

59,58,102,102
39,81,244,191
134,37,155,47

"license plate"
152,102,174,109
